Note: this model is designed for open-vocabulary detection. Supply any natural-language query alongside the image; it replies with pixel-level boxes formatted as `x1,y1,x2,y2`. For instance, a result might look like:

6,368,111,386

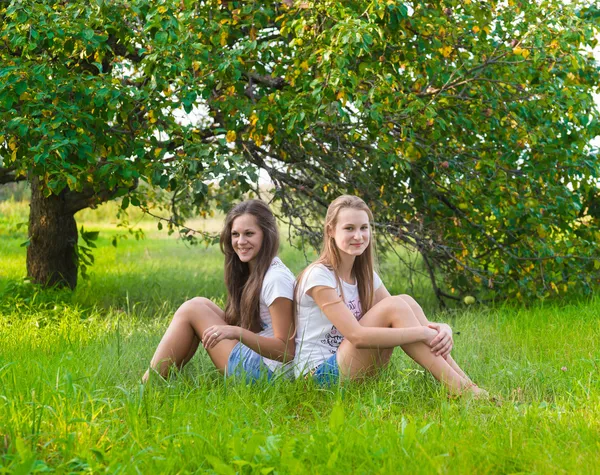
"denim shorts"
227,342,273,383
311,353,340,386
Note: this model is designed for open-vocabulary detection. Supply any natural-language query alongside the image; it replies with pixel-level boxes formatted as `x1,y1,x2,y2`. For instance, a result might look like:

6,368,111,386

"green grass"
1,202,599,473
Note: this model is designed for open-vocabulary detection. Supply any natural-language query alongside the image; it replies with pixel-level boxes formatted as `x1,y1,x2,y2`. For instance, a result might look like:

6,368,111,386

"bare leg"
142,297,237,382
398,294,473,384
336,296,470,394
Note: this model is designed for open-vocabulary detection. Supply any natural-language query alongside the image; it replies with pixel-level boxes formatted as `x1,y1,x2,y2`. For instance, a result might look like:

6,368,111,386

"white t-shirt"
256,257,296,372
294,263,382,377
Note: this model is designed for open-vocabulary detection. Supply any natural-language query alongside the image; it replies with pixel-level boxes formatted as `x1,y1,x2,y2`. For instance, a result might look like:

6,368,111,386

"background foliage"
1,0,599,302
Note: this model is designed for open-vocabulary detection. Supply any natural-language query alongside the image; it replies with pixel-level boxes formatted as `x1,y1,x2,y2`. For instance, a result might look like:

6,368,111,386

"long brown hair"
297,195,377,317
220,200,279,332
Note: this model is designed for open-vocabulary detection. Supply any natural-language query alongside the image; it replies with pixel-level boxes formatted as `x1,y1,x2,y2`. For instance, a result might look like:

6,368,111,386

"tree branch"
0,166,25,185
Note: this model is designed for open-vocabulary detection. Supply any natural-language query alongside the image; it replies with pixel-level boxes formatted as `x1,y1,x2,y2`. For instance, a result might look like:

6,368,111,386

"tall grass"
0,202,599,472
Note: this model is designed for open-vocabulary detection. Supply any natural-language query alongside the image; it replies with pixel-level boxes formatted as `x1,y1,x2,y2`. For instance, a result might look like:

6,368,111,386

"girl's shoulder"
299,262,336,286
265,256,295,279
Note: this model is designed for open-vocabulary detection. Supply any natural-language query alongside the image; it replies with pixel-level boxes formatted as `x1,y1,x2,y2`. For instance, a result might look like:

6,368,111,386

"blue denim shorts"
227,342,273,383
311,353,340,386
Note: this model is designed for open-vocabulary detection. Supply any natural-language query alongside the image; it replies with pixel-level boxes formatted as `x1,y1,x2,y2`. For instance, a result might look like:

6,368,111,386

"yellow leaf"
220,31,228,46
300,60,309,71
379,184,385,197
0,135,4,144
158,6,167,13
267,124,274,135
438,46,452,58
323,184,329,192
154,148,163,157
472,25,480,33
226,130,236,142
8,137,17,151
249,114,259,126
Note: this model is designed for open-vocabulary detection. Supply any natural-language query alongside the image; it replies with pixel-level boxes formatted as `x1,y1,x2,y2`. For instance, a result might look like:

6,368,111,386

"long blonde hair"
298,195,377,317
220,200,279,332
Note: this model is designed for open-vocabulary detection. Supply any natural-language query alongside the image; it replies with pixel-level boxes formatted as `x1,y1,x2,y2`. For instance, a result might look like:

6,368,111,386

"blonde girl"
294,195,486,396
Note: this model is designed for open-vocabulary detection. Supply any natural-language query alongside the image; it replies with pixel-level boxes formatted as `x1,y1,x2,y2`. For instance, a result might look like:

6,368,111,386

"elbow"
279,341,295,363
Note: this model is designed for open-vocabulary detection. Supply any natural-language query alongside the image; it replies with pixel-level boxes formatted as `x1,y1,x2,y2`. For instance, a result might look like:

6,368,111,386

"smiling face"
330,207,370,258
231,213,264,265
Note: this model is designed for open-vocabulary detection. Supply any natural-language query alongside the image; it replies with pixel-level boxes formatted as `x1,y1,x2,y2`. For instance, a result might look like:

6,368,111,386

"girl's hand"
202,325,241,349
427,323,453,357
422,326,439,346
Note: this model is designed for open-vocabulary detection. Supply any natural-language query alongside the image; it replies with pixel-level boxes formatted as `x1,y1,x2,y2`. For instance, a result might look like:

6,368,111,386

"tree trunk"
27,177,79,289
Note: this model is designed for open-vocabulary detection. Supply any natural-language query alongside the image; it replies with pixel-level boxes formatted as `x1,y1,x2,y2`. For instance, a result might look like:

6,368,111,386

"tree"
2,0,599,303
0,0,234,287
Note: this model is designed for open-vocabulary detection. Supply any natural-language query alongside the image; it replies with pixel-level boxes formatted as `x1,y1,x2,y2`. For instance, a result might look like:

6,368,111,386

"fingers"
202,325,215,342
431,336,448,353
436,340,453,357
432,335,453,355
430,330,448,350
202,326,222,349
428,325,442,347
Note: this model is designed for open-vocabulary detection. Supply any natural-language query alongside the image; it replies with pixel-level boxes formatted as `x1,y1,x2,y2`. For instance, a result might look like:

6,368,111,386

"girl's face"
330,208,370,258
231,213,264,264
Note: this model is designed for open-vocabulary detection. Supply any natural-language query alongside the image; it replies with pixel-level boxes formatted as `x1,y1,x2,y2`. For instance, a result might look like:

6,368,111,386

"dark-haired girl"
143,200,295,382
294,195,486,397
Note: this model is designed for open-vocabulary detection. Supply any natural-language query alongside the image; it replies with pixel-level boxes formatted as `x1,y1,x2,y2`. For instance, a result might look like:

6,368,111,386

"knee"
176,297,212,319
188,296,212,309
397,294,419,308
385,296,419,324
384,295,412,313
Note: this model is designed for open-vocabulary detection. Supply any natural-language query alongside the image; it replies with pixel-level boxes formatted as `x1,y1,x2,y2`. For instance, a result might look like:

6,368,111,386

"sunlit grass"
1,201,599,472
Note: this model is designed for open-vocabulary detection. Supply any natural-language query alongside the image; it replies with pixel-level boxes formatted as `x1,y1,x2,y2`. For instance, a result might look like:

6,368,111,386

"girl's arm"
202,297,295,362
308,286,433,349
373,284,452,355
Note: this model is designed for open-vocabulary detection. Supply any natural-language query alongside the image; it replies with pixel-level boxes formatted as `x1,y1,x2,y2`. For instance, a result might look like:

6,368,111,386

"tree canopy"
1,0,599,302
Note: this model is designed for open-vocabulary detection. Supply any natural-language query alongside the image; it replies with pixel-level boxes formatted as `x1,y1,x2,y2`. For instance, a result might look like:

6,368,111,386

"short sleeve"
300,264,337,297
261,266,295,307
374,271,383,290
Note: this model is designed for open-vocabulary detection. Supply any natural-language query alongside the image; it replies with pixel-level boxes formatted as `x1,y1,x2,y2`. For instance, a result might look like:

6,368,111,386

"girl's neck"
337,253,356,284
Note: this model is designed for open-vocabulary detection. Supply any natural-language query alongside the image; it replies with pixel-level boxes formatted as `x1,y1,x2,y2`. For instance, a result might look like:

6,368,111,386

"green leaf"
329,402,345,431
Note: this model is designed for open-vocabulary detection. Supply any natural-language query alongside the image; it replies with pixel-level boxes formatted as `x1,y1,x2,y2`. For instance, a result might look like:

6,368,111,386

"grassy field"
1,201,599,473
